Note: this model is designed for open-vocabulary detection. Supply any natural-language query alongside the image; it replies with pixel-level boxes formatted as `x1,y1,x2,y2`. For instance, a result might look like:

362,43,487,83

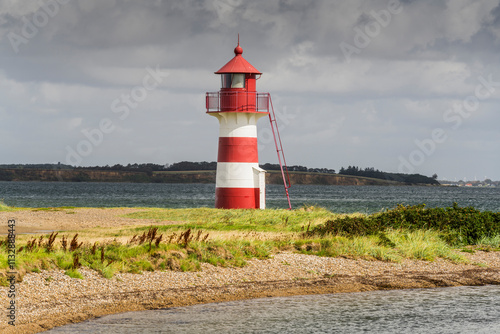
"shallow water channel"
47,285,500,333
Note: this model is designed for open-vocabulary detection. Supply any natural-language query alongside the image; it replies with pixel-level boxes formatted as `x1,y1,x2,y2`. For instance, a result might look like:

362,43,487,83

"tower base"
215,187,260,209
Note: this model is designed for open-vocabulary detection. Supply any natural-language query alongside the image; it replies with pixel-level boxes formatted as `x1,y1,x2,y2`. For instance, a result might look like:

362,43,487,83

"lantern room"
215,43,260,91
206,43,268,114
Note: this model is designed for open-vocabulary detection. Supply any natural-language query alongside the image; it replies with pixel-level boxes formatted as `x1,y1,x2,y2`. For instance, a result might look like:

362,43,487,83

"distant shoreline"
0,168,436,186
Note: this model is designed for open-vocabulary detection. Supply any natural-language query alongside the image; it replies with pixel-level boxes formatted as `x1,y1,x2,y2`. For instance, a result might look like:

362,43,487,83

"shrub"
308,203,500,246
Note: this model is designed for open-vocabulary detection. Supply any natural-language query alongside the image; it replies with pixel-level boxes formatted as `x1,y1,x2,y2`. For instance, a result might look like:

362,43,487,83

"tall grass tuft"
476,235,500,248
293,229,465,263
45,232,58,252
69,234,83,251
385,229,464,262
64,269,83,279
60,235,68,251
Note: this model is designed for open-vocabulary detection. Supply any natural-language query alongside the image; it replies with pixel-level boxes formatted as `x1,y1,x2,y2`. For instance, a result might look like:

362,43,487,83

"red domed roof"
215,43,261,74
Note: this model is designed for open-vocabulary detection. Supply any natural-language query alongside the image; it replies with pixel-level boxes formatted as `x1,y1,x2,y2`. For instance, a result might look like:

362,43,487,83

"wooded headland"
0,168,436,186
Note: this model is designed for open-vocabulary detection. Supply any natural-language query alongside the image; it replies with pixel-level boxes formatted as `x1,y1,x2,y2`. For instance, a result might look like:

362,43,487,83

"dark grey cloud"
489,2,500,26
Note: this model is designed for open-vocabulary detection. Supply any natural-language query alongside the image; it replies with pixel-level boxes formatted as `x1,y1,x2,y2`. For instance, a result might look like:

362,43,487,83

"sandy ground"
0,208,164,234
0,208,499,334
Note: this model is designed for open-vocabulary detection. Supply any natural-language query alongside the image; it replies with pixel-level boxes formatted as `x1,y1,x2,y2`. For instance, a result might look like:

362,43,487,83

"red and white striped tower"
206,41,269,209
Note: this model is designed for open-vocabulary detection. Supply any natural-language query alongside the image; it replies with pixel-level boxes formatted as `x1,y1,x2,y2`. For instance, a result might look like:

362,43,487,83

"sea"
2,181,499,333
1,181,500,213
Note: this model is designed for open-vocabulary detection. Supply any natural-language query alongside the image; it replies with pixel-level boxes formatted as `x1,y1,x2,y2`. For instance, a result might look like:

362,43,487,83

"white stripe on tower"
216,162,261,188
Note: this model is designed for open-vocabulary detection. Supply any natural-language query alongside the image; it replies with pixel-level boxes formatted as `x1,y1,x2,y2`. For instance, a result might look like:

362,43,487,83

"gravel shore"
1,208,499,333
1,251,499,334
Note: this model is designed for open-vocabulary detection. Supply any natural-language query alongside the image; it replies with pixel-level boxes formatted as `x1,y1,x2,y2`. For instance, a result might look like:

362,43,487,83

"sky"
0,0,499,181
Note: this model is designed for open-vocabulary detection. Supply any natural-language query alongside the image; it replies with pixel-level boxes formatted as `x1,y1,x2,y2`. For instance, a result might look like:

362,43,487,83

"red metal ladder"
268,95,292,210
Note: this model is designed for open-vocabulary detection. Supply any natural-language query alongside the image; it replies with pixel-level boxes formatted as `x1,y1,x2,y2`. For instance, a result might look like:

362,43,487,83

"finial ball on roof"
234,44,243,55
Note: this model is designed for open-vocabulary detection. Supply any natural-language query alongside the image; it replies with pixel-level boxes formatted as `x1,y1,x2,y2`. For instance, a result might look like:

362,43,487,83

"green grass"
0,201,78,212
0,200,22,212
289,229,465,263
31,206,76,212
0,229,470,280
476,235,500,248
124,206,338,233
64,269,83,279
1,231,278,280
1,204,496,281
385,229,464,262
0,276,9,287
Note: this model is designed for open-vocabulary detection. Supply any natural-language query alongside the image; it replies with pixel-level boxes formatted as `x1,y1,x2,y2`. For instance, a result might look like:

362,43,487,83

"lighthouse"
206,41,269,209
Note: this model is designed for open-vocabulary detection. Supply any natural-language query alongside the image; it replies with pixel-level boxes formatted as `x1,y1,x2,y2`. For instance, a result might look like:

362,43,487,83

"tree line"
0,162,334,173
260,163,336,174
339,166,440,185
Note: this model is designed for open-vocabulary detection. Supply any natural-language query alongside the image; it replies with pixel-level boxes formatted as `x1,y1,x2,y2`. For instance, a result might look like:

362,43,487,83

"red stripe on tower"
215,188,260,209
217,137,258,163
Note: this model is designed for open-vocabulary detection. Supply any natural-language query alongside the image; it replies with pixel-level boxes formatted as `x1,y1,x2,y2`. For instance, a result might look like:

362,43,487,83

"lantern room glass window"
221,73,245,88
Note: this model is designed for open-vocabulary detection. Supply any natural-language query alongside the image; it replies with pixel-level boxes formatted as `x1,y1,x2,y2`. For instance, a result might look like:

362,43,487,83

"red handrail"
206,92,270,112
